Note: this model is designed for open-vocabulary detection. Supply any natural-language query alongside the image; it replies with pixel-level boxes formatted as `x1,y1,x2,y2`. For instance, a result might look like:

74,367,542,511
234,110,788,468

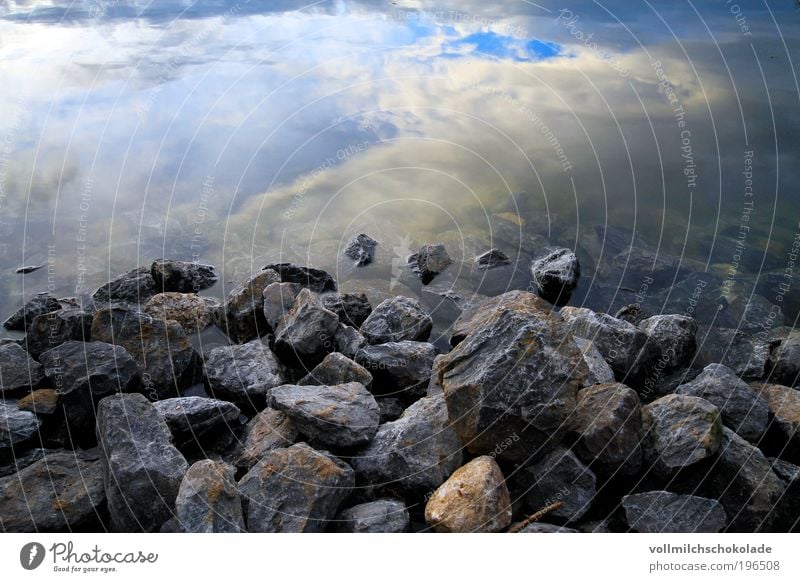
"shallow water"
1,0,798,339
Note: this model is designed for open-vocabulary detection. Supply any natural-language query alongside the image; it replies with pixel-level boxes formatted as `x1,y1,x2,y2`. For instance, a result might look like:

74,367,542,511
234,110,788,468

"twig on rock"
508,501,564,533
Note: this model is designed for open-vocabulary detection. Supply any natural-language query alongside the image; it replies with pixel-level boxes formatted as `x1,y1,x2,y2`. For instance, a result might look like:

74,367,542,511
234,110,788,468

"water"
1,0,799,339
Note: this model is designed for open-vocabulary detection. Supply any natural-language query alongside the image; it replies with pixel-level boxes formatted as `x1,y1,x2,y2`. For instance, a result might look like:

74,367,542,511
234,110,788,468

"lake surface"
1,0,799,341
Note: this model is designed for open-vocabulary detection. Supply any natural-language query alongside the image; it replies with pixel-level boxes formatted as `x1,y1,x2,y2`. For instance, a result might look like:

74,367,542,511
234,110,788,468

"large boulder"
0,450,105,532
518,447,596,522
3,292,61,331
351,395,463,496
641,394,722,476
639,314,698,373
675,364,769,442
154,397,241,447
91,308,198,400
91,266,157,307
424,456,512,533
175,460,244,533
0,343,45,395
530,248,580,306
204,339,287,410
151,259,218,293
143,292,220,333
355,341,436,401
238,442,354,532
263,263,337,293
407,243,452,284
0,402,41,450
621,491,727,533
768,333,800,387
24,308,93,358
322,292,372,328
334,499,409,533
268,382,380,448
359,296,432,345
273,289,339,367
216,269,280,343
236,408,298,470
344,234,378,267
437,291,587,460
298,352,373,389
96,393,189,532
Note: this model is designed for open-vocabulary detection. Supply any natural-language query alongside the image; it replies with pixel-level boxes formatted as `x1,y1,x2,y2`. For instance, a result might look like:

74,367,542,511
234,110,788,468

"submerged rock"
204,339,286,410
530,248,580,306
407,243,452,284
0,402,41,450
24,307,93,358
264,263,337,293
335,499,409,533
322,292,372,328
151,259,218,293
344,234,378,267
359,296,432,345
143,292,220,333
355,341,436,401
475,248,511,270
92,266,157,307
3,292,62,331
621,491,727,533
297,352,373,389
236,408,298,470
175,460,244,533
274,288,340,367
0,342,45,395
216,269,280,343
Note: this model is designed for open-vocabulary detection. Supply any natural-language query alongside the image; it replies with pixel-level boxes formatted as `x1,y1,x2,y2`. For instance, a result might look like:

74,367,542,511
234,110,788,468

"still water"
1,0,798,337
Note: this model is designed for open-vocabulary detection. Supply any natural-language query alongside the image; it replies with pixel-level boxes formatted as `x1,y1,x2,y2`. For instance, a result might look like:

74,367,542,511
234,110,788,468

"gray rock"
238,442,354,532
520,523,579,533
151,259,218,293
475,248,511,270
697,328,769,378
676,364,769,441
3,292,62,331
355,341,436,401
351,395,463,496
574,337,615,386
639,314,698,373
92,266,158,307
143,292,220,333
236,408,298,470
642,394,722,475
334,324,366,359
531,247,580,305
24,308,93,358
449,290,540,346
204,338,287,410
0,448,55,478
0,342,45,395
335,499,409,533
269,382,379,447
322,292,372,328
614,304,650,326
769,333,800,387
96,393,189,532
622,491,727,533
0,402,41,450
264,263,337,293
570,383,643,476
360,296,432,345
39,341,140,434
175,460,244,533
298,352,373,389
769,458,800,532
437,291,587,460
91,308,199,400
519,447,596,522
154,397,241,446
751,383,800,447
262,281,302,330
216,269,280,343
408,243,452,284
274,288,339,367
344,234,378,267
0,450,105,532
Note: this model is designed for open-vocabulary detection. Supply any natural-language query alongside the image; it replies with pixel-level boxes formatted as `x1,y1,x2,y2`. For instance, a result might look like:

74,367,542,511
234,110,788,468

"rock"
531,248,580,305
407,243,452,284
355,341,436,401
621,491,727,533
475,248,511,270
151,259,218,293
639,314,698,372
751,383,800,447
560,307,660,387
769,458,800,532
264,263,337,293
17,389,59,415
351,395,463,496
3,292,62,330
0,450,105,532
91,308,198,400
96,393,189,532
519,447,596,522
520,523,579,533
154,397,241,446
335,499,409,533
143,292,220,333
768,333,800,387
333,324,366,359
574,338,615,386
437,291,587,460
0,343,45,395
91,266,158,307
216,269,280,343
238,442,354,532
24,308,93,358
39,341,140,434
344,234,378,267
449,290,547,347
269,382,379,448
0,402,41,450
204,339,287,410
322,292,372,328
360,296,432,345
298,352,373,389
376,397,405,423
273,288,339,367
0,448,55,478
425,456,512,533
236,408,298,470
175,460,244,533
675,364,769,441
697,328,769,378
570,383,643,476
261,282,302,330
615,304,649,325
641,394,722,475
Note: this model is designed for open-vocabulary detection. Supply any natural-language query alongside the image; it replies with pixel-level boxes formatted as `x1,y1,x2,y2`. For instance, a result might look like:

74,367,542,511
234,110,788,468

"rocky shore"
1,239,798,534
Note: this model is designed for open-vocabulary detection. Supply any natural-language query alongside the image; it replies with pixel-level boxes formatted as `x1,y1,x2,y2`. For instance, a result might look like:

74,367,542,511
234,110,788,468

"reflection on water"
1,0,799,335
